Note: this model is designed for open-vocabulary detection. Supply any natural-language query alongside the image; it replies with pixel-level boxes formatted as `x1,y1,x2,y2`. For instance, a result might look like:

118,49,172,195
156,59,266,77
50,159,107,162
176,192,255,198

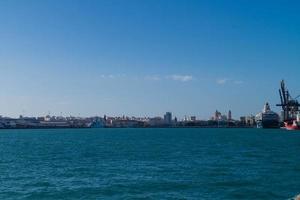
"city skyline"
1,0,300,118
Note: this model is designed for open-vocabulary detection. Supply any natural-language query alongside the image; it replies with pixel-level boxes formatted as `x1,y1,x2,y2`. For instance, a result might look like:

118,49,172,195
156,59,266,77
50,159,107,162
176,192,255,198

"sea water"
0,128,299,200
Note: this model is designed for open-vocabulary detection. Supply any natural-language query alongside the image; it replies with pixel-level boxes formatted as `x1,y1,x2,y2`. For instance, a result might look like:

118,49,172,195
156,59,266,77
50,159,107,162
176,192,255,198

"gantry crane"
276,80,300,121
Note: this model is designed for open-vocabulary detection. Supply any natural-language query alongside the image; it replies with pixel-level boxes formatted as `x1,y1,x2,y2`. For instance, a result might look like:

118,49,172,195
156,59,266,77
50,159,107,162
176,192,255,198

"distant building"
239,115,255,126
240,116,246,125
191,116,196,121
164,112,172,125
183,115,188,121
228,110,232,121
112,119,143,128
90,117,105,128
148,117,164,127
174,117,178,124
246,115,256,126
214,110,222,120
221,115,227,121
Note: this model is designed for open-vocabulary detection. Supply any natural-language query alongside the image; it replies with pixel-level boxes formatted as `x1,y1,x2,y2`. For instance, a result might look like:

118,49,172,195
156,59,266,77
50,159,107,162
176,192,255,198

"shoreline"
0,126,258,130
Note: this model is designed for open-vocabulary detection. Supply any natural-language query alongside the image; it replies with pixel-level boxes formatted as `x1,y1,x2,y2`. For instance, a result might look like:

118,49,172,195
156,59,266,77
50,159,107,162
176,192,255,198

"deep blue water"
0,128,300,200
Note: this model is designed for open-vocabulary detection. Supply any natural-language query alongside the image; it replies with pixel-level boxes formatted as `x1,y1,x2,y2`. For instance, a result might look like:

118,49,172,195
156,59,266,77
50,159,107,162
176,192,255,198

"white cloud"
100,74,126,79
99,73,195,83
167,75,193,82
216,78,244,85
144,75,161,81
216,78,230,85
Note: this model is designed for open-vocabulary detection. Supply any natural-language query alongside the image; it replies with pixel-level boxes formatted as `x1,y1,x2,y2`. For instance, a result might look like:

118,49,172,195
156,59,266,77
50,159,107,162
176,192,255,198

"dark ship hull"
261,119,280,129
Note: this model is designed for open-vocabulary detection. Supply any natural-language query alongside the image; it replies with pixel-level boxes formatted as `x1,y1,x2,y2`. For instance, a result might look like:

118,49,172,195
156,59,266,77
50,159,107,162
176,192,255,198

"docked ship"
256,103,280,129
284,114,300,130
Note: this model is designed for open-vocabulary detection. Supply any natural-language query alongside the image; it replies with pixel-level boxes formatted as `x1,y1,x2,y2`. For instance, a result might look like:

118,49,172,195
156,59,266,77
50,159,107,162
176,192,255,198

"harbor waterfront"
0,110,256,129
0,128,299,200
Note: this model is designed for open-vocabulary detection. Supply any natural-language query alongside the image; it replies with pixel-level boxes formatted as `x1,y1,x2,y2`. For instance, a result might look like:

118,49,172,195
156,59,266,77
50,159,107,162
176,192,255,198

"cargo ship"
284,114,300,130
256,102,280,129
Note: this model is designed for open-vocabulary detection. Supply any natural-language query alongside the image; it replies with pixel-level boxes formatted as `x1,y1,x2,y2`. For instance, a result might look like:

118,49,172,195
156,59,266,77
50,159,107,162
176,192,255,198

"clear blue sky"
0,0,299,119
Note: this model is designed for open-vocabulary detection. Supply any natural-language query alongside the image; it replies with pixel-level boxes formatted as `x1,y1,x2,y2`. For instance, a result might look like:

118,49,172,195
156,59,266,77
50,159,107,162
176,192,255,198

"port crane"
276,80,300,121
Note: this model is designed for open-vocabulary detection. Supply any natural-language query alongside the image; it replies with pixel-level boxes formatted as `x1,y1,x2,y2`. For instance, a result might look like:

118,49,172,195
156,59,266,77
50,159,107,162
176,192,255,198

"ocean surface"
0,128,300,200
